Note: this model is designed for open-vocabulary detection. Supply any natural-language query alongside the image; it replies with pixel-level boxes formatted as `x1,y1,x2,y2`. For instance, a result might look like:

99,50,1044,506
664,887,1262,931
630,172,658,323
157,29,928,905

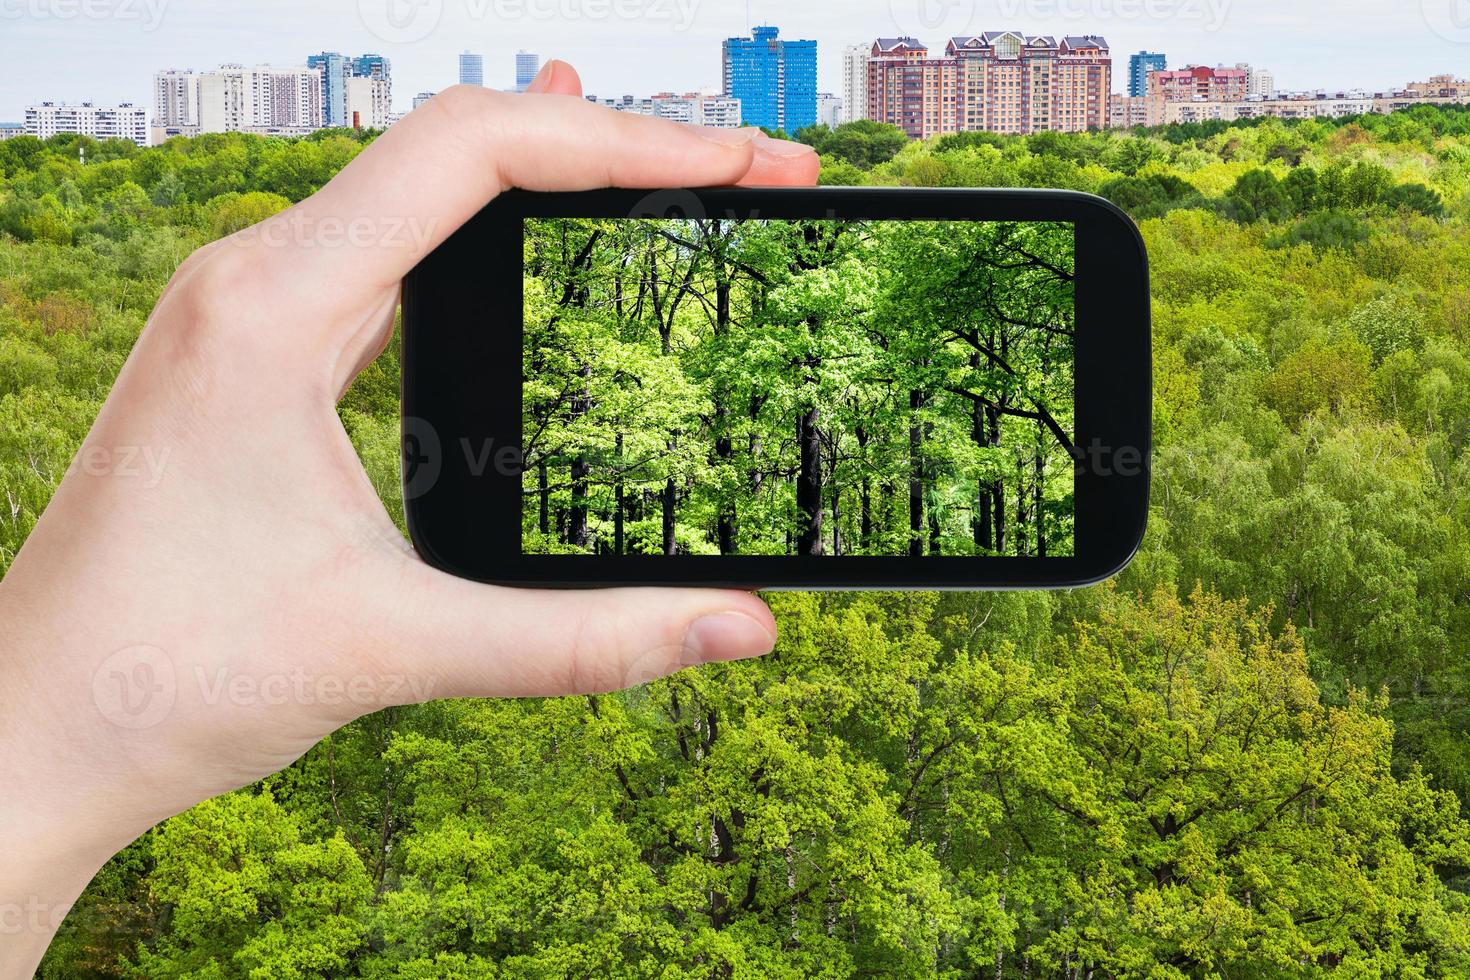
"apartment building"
866,32,1111,140
151,66,324,141
841,43,869,124
24,102,148,146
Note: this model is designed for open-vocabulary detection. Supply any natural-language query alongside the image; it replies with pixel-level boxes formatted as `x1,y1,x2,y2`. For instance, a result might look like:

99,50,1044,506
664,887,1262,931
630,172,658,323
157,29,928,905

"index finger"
285,74,820,291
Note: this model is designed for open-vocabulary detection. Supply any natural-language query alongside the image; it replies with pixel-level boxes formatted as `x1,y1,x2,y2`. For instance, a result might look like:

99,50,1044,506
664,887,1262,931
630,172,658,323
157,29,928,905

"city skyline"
0,0,1459,121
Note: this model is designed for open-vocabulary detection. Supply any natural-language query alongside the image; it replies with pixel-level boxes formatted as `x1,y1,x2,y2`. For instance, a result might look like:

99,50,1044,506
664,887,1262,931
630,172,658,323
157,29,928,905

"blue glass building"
516,50,540,92
1128,51,1167,97
459,51,485,87
307,52,348,127
722,26,817,133
308,53,391,128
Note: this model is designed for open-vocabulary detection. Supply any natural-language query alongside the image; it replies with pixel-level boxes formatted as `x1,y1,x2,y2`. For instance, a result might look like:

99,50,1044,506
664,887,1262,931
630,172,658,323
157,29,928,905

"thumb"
361,562,778,701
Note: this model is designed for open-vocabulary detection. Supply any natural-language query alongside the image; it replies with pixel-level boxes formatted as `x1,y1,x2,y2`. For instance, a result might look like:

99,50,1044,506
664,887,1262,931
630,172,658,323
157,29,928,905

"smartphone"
401,187,1150,590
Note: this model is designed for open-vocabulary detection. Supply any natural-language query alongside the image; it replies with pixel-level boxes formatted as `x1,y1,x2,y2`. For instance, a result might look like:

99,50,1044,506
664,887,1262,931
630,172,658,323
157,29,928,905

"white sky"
0,0,1465,120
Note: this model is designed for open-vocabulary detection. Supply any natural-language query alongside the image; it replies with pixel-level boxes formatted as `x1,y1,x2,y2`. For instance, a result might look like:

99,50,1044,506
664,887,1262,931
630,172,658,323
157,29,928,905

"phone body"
401,187,1150,590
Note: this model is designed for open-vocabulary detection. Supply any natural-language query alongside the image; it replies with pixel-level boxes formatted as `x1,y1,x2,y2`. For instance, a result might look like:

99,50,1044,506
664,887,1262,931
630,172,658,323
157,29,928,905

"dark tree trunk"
856,424,872,552
796,406,824,556
1035,421,1048,559
832,487,842,556
749,394,767,494
909,390,925,558
614,432,625,556
663,434,678,556
1014,459,1028,558
538,460,550,536
714,256,736,555
567,362,592,549
991,407,1005,555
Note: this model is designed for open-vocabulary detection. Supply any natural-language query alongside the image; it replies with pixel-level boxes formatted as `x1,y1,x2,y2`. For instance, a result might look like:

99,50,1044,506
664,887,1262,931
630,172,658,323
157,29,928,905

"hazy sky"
0,0,1465,120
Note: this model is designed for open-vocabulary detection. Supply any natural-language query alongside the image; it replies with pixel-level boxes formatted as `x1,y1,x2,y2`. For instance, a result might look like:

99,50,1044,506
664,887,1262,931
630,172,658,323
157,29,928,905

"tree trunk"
796,407,824,555
909,390,925,558
663,433,678,556
715,261,736,555
614,433,625,555
538,460,550,536
1034,421,1047,559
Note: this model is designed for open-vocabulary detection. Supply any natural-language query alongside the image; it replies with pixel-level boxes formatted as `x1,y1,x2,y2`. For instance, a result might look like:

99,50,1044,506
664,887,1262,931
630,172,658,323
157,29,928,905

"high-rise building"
151,66,324,140
841,43,869,123
817,93,843,130
867,33,1111,140
459,51,484,87
1128,51,1166,98
1109,94,1149,129
586,92,743,128
412,91,437,109
1235,63,1274,98
352,54,391,82
24,102,148,146
1144,65,1249,126
516,50,540,92
1148,65,1248,103
722,26,817,132
307,52,348,127
346,76,392,128
309,52,392,127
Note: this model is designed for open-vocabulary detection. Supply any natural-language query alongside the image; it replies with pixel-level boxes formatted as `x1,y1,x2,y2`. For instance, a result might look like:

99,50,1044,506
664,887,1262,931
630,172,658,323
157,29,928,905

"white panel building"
841,44,869,123
346,75,392,129
24,103,148,146
152,66,324,142
817,92,843,130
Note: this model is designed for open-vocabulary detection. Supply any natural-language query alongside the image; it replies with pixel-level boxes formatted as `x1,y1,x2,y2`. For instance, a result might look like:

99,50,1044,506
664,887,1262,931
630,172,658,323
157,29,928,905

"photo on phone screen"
522,217,1076,560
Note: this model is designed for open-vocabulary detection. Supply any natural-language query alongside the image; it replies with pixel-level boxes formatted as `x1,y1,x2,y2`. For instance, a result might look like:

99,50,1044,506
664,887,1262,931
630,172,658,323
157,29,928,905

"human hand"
0,61,818,974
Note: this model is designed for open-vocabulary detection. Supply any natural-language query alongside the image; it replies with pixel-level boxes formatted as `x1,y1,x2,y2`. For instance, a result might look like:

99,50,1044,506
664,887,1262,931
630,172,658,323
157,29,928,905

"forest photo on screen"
522,217,1076,558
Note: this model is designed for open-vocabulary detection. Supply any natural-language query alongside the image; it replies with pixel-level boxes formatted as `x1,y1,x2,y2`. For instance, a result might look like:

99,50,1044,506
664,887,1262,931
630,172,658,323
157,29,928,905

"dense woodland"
524,218,1076,558
3,104,1470,976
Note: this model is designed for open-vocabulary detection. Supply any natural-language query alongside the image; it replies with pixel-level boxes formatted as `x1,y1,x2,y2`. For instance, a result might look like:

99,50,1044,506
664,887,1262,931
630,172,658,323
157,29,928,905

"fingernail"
755,134,816,158
525,61,558,94
684,612,776,664
696,126,759,148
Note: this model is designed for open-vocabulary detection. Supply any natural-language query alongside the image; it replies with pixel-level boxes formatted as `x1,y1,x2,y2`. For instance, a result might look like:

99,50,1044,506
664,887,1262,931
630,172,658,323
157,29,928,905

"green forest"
523,217,1076,558
2,104,1470,977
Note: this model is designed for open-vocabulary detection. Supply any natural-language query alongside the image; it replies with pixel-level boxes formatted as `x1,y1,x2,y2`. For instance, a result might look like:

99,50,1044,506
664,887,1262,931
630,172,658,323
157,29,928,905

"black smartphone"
401,187,1150,590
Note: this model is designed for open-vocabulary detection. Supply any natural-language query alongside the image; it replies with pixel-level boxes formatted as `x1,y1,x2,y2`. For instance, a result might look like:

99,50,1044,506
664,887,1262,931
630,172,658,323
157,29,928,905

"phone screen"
521,217,1076,560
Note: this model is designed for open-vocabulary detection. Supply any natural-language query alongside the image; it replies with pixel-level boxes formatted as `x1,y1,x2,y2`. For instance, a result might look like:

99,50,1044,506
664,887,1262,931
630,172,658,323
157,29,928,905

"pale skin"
0,61,819,976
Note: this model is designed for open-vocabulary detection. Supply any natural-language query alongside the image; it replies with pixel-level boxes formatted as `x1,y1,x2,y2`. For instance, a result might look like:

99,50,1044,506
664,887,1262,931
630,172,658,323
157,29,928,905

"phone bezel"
402,187,1151,590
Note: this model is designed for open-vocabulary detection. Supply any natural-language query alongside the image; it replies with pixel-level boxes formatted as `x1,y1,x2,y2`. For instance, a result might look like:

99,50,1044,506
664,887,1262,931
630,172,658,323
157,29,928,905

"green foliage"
10,108,1470,977
796,120,909,168
524,218,1075,558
